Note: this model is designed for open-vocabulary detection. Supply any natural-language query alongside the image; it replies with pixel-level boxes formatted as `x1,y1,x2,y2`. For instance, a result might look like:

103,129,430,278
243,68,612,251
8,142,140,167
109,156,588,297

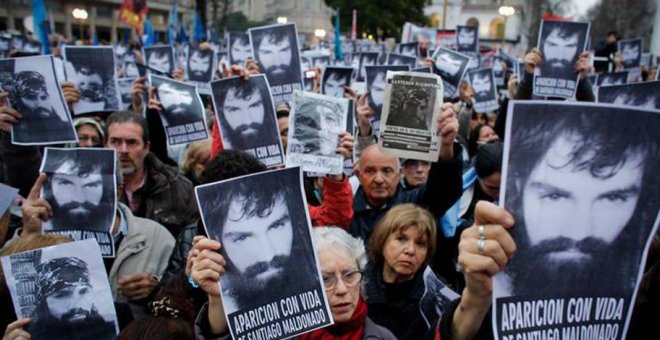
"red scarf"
301,297,367,340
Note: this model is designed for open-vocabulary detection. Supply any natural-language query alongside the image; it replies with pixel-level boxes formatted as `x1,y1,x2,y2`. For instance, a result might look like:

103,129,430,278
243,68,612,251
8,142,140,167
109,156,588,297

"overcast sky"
572,0,600,18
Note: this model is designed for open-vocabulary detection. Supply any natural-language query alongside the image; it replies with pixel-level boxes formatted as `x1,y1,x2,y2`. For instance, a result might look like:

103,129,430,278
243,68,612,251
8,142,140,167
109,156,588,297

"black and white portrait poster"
418,266,460,328
321,66,352,98
186,46,216,94
597,71,628,87
117,77,135,110
124,60,141,78
0,182,18,217
151,75,209,146
40,148,117,257
597,81,660,111
143,45,175,75
398,42,420,58
249,23,303,105
286,91,349,175
491,55,505,86
379,70,442,161
467,68,498,113
217,51,229,74
228,32,253,67
534,20,590,98
493,100,660,340
1,239,119,339
211,74,284,167
387,53,418,69
0,55,77,145
366,65,410,134
356,52,379,82
456,26,478,53
311,56,331,69
618,38,643,82
63,46,121,115
195,167,333,340
432,47,471,98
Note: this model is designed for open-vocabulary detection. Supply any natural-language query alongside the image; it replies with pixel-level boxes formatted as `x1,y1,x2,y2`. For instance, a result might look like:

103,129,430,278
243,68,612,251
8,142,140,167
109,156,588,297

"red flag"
351,9,357,40
119,0,149,34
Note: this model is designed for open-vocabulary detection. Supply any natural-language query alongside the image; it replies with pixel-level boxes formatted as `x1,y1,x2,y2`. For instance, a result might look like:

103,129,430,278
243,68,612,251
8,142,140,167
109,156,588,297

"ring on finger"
477,238,485,255
478,225,485,239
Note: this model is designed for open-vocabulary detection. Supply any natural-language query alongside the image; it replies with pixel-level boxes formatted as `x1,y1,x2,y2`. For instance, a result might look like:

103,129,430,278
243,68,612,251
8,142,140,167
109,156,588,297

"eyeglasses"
322,270,363,291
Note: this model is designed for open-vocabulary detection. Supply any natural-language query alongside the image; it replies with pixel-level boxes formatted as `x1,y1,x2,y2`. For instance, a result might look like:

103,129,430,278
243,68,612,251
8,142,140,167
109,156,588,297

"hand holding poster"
467,68,499,113
286,91,349,175
63,46,121,115
195,167,333,340
210,74,284,167
494,101,660,340
378,71,443,161
1,239,119,339
150,74,209,146
533,20,590,98
39,148,117,257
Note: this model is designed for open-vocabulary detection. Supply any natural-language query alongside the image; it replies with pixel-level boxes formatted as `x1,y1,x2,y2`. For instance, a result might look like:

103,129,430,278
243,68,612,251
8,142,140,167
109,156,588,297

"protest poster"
40,148,117,257
597,71,629,86
366,65,410,134
618,38,643,82
398,42,420,58
456,26,478,53
151,74,209,146
491,55,505,86
211,74,284,167
195,167,333,340
494,100,660,340
1,239,119,339
432,47,471,98
418,266,460,328
378,70,443,161
356,52,379,82
117,77,135,110
387,53,418,69
186,46,216,94
597,81,660,111
228,32,253,67
143,45,175,75
63,46,121,115
467,68,499,113
533,20,590,98
321,66,353,98
0,182,18,218
286,91,349,175
0,55,77,145
401,22,437,48
249,23,303,105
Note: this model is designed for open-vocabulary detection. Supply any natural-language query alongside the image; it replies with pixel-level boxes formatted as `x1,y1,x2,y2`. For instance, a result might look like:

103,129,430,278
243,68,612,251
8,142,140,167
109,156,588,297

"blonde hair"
368,204,437,263
182,140,211,173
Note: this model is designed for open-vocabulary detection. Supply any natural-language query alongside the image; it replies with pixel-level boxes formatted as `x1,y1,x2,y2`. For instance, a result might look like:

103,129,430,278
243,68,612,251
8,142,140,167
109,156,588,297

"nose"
334,276,348,295
255,236,277,263
561,202,594,241
403,240,416,255
373,171,385,184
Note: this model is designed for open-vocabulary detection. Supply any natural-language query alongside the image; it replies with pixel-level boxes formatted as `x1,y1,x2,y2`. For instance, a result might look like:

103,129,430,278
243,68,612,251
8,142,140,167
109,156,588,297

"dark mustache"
167,104,189,113
265,64,288,74
243,255,288,278
533,236,609,255
59,201,97,212
61,308,91,322
235,123,262,135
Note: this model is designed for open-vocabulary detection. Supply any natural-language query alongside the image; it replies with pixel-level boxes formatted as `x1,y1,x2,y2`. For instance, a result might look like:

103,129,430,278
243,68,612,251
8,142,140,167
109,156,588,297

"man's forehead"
108,121,144,139
361,146,398,167
222,195,289,232
547,29,578,42
226,86,261,103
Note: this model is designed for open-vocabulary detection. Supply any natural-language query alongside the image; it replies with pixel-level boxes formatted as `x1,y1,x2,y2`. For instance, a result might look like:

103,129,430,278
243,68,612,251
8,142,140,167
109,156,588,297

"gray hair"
312,226,368,271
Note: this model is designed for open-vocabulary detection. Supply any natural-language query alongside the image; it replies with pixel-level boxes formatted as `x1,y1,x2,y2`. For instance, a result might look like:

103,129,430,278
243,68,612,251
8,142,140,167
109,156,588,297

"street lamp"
277,16,288,24
314,29,327,40
72,8,88,41
498,5,515,45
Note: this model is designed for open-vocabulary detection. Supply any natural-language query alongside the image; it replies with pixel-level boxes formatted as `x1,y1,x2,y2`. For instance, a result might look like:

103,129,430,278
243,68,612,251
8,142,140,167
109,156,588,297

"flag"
334,7,343,60
168,0,178,43
192,11,206,43
351,9,357,41
119,0,149,35
92,27,99,45
143,17,155,46
177,22,188,43
32,0,50,54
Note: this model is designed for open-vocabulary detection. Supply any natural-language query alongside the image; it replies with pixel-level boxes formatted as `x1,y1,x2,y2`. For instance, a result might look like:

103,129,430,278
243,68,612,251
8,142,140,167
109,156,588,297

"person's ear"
145,140,151,151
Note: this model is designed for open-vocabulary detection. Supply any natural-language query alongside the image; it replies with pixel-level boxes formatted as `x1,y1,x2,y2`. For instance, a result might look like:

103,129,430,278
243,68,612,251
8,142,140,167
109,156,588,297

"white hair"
312,226,368,271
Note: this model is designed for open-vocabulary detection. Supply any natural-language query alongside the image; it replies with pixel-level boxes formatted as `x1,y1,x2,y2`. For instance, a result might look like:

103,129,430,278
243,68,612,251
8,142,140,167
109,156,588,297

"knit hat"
74,117,105,141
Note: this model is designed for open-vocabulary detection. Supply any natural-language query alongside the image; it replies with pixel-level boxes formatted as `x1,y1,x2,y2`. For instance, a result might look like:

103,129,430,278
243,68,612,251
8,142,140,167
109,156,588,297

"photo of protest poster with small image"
366,65,411,134
143,45,175,75
379,71,443,161
597,71,628,87
418,266,460,328
195,167,333,340
151,75,209,146
493,100,660,340
286,91,349,175
117,77,135,110
211,74,284,167
1,239,119,339
467,68,498,113
186,46,216,94
63,46,121,115
356,52,379,82
321,66,353,98
399,42,420,58
534,20,590,98
432,47,471,98
228,32,253,67
40,148,117,257
597,81,660,111
249,23,304,105
0,55,77,145
618,38,643,82
456,26,478,53
387,53,418,69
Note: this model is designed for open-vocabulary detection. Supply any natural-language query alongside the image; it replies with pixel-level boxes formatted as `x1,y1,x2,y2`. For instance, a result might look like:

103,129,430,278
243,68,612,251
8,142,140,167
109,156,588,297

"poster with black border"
286,91,349,175
432,47,471,98
418,266,460,328
597,71,628,87
398,42,420,58
321,66,353,98
195,167,333,340
618,38,643,82
378,70,442,161
533,20,590,98
186,46,216,95
493,100,660,340
386,53,418,69
0,55,77,145
1,239,119,339
151,74,209,146
356,52,379,82
366,65,411,134
597,81,660,111
210,74,284,167
249,22,304,105
143,45,176,75
456,26,478,53
467,68,498,113
117,77,135,110
228,32,253,67
63,45,121,115
39,147,117,258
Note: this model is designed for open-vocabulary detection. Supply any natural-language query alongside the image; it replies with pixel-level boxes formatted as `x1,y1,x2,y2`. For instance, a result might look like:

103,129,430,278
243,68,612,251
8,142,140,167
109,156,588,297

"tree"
324,0,429,40
585,0,656,50
524,0,573,51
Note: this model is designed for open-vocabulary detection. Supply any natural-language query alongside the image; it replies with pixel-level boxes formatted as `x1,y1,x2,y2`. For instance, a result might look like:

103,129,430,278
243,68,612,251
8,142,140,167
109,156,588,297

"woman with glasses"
364,203,439,339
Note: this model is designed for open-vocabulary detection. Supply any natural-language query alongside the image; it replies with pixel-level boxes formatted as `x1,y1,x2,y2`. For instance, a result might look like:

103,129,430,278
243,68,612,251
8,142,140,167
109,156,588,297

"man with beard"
29,257,116,339
291,100,342,156
497,103,659,297
322,68,352,98
42,150,114,232
252,28,298,86
540,24,582,80
11,70,72,143
187,48,213,82
216,77,279,151
456,26,477,52
434,50,466,85
229,33,252,67
146,48,173,74
155,81,198,127
201,174,317,310
71,62,113,112
471,71,494,105
620,40,641,69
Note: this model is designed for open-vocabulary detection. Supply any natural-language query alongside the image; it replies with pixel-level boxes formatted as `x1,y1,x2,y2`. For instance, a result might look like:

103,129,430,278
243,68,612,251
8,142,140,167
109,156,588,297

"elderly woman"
364,203,438,339
190,227,395,339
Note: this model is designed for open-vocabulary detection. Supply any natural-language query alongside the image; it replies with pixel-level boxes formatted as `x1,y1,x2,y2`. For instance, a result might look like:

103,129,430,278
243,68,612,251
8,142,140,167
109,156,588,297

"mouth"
547,249,591,262
254,268,282,281
398,260,415,268
331,303,352,314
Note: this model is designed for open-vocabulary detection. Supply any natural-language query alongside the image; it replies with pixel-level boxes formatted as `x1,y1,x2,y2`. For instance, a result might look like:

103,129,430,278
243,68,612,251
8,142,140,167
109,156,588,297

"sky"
572,0,600,19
